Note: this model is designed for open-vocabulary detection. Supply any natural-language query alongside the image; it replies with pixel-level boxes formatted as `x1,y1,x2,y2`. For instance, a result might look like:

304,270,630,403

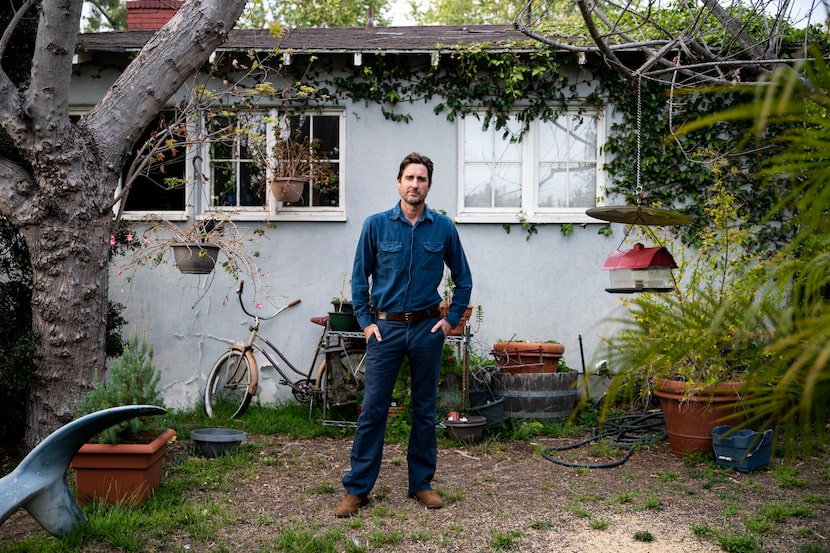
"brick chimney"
126,0,184,30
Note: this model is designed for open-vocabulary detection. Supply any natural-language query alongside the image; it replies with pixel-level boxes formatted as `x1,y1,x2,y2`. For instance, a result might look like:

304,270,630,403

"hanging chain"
635,75,644,202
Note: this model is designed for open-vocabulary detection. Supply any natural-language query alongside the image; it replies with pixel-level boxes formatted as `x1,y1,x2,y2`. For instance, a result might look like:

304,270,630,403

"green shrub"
76,332,166,443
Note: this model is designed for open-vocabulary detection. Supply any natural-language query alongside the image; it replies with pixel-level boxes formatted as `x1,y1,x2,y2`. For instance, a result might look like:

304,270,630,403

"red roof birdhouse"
602,243,677,293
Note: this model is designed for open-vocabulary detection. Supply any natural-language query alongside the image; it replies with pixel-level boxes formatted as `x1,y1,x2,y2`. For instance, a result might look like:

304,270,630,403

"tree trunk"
19,127,116,449
0,0,249,450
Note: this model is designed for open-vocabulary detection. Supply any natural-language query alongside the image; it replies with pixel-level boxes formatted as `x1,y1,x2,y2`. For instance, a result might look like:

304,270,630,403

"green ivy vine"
291,42,793,253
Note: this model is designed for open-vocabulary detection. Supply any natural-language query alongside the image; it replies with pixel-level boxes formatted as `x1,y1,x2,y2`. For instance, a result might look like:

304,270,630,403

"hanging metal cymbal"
586,205,692,226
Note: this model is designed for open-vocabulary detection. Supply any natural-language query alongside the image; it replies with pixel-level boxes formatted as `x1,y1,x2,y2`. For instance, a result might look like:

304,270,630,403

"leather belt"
375,306,442,323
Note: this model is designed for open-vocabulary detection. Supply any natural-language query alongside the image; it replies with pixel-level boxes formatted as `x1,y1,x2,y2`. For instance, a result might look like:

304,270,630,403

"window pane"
571,115,597,161
122,112,186,211
464,119,490,162
536,114,597,209
538,162,567,207
464,163,493,207
211,162,236,207
240,161,266,206
276,113,340,208
463,115,523,209
209,112,266,208
493,163,522,208
570,163,596,206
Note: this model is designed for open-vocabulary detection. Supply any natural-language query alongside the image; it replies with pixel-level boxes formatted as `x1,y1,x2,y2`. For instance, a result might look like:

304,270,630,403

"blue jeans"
342,317,445,497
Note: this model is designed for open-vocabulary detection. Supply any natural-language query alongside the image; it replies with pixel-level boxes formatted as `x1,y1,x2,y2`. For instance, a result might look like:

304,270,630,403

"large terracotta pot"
491,341,565,374
70,428,176,506
654,379,747,456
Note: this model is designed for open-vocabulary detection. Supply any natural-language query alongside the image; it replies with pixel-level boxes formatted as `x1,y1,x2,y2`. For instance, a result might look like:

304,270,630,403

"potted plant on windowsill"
268,128,336,204
71,332,175,506
601,183,784,456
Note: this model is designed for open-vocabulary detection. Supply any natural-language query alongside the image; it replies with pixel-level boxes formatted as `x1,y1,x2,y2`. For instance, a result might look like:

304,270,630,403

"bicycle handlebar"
236,281,301,320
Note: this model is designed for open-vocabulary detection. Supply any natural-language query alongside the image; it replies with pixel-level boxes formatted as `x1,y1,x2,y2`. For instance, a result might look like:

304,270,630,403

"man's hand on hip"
432,319,451,336
364,323,382,342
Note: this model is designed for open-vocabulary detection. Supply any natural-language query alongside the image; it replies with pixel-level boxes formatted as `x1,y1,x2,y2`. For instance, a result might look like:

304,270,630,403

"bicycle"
204,281,367,419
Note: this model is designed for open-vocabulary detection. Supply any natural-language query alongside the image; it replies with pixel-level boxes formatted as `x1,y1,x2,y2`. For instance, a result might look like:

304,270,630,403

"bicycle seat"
310,316,329,327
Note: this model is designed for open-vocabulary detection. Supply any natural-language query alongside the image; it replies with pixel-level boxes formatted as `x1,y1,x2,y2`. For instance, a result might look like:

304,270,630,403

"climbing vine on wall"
294,42,793,254
329,42,603,134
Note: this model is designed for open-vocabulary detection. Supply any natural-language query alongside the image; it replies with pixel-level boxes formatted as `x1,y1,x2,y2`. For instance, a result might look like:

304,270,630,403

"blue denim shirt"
352,202,473,330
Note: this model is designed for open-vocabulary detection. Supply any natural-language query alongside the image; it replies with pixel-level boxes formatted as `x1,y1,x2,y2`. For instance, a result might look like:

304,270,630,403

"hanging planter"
170,243,220,274
270,177,305,202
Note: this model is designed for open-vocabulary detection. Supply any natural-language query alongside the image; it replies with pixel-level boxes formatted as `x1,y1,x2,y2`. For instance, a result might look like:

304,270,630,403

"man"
335,152,473,517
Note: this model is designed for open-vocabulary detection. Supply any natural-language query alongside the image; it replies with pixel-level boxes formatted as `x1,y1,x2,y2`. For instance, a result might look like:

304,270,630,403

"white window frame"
121,108,347,222
264,109,347,222
455,107,607,225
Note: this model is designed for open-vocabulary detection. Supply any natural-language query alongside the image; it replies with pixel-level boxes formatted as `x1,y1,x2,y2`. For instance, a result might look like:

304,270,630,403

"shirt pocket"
419,242,444,270
378,242,403,271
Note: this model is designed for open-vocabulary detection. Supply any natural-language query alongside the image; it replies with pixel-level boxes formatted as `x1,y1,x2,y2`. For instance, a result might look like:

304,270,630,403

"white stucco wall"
107,99,628,411
74,60,631,411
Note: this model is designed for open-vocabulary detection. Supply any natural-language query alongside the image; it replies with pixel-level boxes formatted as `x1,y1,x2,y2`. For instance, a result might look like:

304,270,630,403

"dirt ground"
2,431,829,552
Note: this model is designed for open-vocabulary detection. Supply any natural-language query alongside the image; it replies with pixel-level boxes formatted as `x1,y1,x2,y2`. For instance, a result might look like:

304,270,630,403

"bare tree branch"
0,0,36,59
515,0,826,87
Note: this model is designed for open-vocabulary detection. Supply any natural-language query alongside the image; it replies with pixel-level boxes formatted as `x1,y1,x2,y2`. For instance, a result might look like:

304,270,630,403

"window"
121,111,187,214
122,109,345,221
457,109,605,224
208,111,267,209
270,113,342,211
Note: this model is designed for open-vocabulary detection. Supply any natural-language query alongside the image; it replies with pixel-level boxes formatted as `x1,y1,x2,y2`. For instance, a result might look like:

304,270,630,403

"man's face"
397,163,430,207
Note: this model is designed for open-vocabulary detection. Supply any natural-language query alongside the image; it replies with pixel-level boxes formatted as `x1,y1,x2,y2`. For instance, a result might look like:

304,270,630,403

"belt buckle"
404,312,414,323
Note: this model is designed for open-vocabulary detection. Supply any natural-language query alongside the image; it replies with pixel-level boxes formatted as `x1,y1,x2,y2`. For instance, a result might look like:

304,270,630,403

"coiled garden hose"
541,411,667,469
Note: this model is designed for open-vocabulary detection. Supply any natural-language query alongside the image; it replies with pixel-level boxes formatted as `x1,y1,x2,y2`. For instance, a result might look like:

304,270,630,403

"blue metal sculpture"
0,405,166,537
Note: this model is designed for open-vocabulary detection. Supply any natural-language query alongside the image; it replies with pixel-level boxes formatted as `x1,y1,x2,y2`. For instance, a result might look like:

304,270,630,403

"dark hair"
397,152,433,185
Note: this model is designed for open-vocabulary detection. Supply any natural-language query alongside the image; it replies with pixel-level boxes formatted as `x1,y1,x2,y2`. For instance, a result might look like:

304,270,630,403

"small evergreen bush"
76,332,166,444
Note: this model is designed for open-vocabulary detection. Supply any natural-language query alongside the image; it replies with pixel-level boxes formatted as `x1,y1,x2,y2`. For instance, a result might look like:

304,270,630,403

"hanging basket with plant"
267,126,335,203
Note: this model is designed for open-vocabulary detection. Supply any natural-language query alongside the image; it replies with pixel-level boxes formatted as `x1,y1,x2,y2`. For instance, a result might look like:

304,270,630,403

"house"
71,1,631,409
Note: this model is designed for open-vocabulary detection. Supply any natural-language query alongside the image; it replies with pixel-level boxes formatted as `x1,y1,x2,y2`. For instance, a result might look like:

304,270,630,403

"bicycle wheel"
205,349,253,418
341,345,367,388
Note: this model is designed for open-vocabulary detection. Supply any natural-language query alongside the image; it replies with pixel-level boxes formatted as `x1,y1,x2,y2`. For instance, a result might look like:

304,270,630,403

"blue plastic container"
712,425,772,472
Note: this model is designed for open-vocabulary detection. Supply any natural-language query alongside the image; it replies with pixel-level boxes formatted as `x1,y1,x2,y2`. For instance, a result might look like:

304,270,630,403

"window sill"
455,211,604,225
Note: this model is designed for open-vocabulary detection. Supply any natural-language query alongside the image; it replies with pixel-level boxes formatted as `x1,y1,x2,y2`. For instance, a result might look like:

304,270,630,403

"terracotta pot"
387,405,405,420
271,177,305,202
171,243,219,274
491,341,564,374
441,305,473,336
654,379,747,456
70,428,176,506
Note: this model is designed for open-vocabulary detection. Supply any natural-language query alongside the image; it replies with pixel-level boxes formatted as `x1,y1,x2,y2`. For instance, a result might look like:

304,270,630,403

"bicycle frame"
237,317,327,398
206,281,364,419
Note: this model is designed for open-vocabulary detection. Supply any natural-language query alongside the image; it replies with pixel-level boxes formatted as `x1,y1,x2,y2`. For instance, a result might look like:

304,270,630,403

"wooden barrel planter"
494,372,578,420
491,341,565,374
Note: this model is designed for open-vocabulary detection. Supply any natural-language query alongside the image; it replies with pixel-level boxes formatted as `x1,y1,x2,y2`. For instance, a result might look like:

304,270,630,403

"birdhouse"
602,243,677,293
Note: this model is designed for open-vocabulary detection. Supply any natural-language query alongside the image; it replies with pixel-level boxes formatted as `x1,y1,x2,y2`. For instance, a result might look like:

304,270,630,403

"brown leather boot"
410,489,443,509
334,493,368,517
